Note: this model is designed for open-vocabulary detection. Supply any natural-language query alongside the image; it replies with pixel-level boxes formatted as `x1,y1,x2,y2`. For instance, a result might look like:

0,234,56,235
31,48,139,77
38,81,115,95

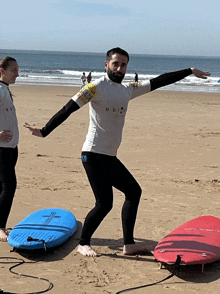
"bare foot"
123,243,151,255
0,229,8,242
77,245,97,257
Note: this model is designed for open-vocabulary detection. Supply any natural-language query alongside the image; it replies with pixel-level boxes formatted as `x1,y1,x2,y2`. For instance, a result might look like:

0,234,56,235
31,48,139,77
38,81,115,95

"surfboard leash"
27,236,47,251
115,255,181,294
0,256,53,294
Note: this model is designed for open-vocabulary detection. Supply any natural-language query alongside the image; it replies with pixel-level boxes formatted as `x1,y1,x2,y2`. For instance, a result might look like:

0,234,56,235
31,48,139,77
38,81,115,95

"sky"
1,0,220,56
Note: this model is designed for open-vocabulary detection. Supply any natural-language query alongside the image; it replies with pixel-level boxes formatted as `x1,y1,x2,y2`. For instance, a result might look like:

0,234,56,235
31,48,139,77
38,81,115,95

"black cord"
115,255,181,294
0,237,53,294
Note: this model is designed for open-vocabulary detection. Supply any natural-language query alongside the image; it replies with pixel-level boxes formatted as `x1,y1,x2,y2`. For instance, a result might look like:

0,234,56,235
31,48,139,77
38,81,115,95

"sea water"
1,49,220,93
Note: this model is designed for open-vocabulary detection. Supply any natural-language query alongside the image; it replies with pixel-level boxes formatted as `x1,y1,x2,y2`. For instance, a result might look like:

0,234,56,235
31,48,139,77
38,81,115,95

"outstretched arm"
24,99,80,137
150,68,211,91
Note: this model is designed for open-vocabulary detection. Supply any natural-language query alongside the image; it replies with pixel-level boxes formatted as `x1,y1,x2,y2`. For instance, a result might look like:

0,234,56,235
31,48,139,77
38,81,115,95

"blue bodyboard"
8,208,77,250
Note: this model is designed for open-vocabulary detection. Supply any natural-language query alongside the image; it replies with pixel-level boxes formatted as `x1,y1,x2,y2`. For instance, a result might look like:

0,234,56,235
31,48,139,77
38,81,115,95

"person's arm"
24,99,79,137
150,68,211,91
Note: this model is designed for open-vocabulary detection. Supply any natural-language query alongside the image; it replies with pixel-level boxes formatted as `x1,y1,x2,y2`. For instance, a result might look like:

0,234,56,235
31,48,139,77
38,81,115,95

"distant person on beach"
134,72,138,83
81,72,86,88
0,56,19,242
24,47,210,257
87,71,92,84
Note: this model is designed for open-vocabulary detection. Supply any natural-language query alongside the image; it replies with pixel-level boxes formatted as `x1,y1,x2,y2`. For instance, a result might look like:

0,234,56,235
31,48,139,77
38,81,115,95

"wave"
16,69,220,92
21,69,64,74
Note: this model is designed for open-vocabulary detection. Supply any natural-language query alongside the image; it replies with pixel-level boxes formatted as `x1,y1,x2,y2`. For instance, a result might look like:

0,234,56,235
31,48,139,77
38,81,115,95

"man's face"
105,53,128,84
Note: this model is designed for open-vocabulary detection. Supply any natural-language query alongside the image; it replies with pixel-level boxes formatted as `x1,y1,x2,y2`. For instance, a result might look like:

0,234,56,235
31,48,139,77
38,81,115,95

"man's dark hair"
106,47,129,62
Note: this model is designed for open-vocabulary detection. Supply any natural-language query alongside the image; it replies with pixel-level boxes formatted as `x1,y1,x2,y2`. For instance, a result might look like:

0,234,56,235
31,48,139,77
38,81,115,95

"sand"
1,85,220,293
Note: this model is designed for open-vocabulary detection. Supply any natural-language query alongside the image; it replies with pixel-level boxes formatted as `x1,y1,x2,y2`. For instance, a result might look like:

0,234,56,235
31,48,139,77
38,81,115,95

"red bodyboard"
154,215,220,265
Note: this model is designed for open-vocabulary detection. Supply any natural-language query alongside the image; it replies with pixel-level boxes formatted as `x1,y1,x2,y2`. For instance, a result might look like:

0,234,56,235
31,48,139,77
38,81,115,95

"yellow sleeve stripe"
129,82,141,89
77,83,97,105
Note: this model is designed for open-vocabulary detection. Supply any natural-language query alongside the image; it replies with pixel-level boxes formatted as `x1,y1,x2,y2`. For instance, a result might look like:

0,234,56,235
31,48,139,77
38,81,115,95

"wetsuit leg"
79,152,141,246
79,152,114,246
0,147,18,228
110,157,142,245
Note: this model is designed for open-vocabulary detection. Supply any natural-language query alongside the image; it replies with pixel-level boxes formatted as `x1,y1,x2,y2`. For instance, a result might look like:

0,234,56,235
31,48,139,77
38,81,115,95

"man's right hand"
23,123,43,137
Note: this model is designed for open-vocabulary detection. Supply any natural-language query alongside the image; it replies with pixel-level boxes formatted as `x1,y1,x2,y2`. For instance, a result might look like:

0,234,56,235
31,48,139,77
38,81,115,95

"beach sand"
1,85,220,293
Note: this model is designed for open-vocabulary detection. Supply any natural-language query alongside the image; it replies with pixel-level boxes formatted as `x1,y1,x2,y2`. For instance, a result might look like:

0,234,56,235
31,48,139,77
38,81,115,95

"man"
80,72,86,88
134,72,138,83
87,71,92,84
24,47,210,257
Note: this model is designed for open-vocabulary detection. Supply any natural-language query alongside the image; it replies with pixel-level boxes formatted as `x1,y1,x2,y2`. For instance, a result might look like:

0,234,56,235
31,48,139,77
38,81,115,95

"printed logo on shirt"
105,107,126,115
5,107,14,112
77,84,97,105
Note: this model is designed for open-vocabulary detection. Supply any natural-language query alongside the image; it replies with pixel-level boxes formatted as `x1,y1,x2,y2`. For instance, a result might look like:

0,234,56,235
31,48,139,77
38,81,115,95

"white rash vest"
72,75,151,156
0,82,19,148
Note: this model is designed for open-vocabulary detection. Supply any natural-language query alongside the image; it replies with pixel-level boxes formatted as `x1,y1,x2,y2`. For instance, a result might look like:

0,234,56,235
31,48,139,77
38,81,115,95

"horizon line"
0,48,220,59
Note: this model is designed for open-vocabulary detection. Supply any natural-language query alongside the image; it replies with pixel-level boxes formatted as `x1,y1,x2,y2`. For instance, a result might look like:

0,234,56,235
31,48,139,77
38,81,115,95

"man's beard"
107,68,125,84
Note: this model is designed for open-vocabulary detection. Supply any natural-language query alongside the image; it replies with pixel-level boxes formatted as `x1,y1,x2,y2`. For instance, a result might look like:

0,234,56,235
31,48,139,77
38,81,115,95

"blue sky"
1,0,220,56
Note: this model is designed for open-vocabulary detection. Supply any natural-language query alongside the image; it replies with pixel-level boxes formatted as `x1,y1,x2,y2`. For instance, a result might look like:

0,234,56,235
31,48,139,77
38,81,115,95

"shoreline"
11,83,220,95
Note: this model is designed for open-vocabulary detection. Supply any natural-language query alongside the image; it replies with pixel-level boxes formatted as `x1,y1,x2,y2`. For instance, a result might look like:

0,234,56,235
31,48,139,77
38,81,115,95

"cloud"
51,0,132,17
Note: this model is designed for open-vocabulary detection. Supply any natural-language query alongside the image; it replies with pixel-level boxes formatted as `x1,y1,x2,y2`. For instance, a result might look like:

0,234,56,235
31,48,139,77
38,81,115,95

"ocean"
1,49,220,93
